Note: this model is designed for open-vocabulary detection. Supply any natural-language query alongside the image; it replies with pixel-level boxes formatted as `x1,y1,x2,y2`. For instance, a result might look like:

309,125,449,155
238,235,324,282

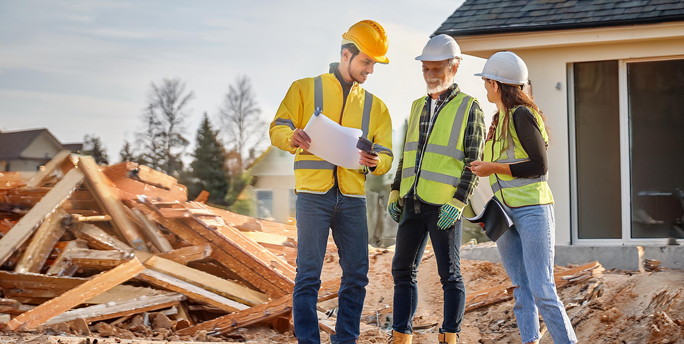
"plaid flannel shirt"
392,84,486,205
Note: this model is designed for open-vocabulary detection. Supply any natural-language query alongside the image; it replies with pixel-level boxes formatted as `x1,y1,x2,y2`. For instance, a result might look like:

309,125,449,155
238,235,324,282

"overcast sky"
0,0,496,161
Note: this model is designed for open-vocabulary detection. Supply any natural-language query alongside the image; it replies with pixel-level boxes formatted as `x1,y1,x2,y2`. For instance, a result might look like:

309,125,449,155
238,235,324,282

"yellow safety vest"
399,92,475,205
269,72,393,196
484,106,554,207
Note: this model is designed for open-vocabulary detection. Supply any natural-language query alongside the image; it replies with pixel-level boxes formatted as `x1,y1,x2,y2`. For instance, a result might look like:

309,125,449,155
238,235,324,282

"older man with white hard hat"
387,34,486,344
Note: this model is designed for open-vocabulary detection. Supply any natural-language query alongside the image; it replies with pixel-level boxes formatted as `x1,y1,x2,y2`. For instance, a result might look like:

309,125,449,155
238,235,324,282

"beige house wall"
255,175,296,223
456,24,684,246
21,132,63,159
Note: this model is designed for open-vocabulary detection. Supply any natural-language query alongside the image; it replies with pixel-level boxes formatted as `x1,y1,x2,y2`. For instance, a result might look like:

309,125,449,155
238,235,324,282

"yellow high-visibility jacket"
269,72,393,196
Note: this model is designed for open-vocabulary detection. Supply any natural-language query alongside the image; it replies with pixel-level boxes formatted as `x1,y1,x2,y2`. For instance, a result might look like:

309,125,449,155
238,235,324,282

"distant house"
0,129,82,171
436,0,684,246
243,147,296,223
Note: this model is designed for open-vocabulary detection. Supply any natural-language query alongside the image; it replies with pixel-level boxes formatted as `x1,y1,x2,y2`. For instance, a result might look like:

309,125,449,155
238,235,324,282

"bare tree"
136,78,194,174
219,76,266,171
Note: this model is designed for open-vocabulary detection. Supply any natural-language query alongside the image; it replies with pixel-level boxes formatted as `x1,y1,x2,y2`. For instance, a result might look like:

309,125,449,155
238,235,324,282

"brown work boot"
390,330,412,344
438,332,458,344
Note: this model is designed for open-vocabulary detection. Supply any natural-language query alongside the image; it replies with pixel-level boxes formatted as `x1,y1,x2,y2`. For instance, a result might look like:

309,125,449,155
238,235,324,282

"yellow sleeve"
269,81,304,154
370,100,393,176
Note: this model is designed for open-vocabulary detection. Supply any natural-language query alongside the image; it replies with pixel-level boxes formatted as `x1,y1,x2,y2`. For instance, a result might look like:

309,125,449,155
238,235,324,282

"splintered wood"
0,157,329,338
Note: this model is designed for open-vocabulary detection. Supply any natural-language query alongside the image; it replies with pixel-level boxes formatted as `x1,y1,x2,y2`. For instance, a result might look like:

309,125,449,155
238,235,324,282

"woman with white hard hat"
470,51,577,344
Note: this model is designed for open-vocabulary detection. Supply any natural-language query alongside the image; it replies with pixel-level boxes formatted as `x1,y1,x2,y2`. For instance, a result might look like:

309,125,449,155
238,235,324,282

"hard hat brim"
474,72,526,86
415,54,461,61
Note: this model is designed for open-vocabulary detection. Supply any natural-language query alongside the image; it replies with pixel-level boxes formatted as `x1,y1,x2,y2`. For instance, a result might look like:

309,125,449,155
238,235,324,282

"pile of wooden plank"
0,152,335,341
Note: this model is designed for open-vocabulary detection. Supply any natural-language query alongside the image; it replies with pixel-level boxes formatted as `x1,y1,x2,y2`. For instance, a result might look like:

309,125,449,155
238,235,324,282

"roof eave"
435,15,684,38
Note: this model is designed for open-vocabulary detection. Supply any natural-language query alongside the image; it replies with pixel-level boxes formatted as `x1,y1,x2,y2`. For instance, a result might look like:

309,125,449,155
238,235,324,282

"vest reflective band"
484,106,554,207
294,76,374,170
399,92,473,205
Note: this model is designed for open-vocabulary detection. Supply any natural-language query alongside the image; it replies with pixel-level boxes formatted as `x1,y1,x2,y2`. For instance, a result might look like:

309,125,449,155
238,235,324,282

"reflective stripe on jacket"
269,72,393,196
484,105,554,207
399,92,474,205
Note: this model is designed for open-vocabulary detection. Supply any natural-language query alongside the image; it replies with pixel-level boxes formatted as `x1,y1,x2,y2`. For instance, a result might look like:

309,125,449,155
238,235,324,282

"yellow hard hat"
342,20,389,64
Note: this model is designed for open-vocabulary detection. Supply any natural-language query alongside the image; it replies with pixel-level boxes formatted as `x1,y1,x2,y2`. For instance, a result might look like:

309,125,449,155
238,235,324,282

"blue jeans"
497,204,577,344
392,198,466,335
293,187,369,344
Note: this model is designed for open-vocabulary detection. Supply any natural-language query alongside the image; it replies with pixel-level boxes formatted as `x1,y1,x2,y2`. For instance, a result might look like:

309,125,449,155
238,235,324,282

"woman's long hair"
486,81,548,143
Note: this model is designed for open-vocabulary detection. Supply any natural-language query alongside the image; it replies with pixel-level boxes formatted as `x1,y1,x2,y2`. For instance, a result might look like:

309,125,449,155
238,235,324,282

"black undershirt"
508,107,548,178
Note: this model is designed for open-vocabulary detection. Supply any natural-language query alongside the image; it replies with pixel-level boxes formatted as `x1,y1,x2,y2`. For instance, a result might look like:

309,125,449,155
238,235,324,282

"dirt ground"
1,245,682,344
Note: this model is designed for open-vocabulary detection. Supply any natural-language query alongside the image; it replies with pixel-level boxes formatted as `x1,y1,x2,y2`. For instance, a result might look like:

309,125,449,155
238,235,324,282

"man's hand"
359,150,379,167
387,190,403,223
290,129,311,150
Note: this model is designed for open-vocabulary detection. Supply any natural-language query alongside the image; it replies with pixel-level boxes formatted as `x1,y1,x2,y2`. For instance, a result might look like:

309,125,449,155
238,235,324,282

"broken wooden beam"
65,248,133,268
46,239,89,276
156,244,211,264
132,202,293,298
129,207,174,253
0,168,84,266
135,251,269,306
14,208,68,273
177,278,341,336
69,222,133,253
25,150,73,188
6,258,145,330
78,156,149,252
43,292,185,326
137,269,248,313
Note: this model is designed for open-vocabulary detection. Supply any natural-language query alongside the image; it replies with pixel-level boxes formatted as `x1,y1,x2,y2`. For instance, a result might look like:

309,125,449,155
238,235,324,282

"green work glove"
387,190,403,223
437,199,466,230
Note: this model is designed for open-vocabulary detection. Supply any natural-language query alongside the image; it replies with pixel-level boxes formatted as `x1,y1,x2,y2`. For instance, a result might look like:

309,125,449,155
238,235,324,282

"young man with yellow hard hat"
269,20,393,344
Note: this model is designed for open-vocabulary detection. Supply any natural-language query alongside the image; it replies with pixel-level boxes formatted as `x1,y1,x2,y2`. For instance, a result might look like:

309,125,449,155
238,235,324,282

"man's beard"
426,77,451,95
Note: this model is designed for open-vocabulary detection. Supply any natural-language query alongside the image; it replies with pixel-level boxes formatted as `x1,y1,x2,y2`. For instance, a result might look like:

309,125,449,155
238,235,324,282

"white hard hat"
415,34,462,61
474,51,529,86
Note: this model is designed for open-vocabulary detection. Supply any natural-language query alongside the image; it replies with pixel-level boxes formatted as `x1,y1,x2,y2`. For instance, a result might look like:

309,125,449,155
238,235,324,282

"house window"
571,57,684,243
628,59,684,240
255,190,273,220
572,60,622,239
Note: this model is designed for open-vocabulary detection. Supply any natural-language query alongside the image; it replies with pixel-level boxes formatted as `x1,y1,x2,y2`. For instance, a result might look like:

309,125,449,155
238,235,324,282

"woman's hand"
470,160,509,177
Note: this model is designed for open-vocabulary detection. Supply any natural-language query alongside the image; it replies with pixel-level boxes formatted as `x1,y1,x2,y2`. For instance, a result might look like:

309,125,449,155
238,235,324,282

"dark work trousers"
391,197,466,334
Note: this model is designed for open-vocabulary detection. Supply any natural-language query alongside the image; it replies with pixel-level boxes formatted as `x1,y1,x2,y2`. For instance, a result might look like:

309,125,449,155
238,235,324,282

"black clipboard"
465,197,513,242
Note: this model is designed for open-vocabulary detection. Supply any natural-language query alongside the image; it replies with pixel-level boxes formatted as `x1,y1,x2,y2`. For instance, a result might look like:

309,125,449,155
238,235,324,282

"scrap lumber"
65,248,133,268
0,168,84,266
0,270,161,306
72,214,111,222
69,222,133,253
135,251,269,306
46,239,89,276
156,244,212,264
0,299,34,315
14,208,68,273
133,202,294,298
104,162,187,202
464,261,604,313
177,278,341,336
129,208,174,253
137,269,249,313
5,258,145,330
194,190,209,203
78,156,149,252
43,293,185,326
25,150,73,188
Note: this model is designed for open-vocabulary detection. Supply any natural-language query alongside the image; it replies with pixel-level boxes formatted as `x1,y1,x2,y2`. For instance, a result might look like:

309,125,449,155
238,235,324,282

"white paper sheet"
303,112,363,169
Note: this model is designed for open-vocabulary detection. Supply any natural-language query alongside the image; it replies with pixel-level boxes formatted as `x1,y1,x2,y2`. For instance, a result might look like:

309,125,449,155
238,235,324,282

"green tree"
119,140,136,163
82,134,109,164
189,114,229,205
